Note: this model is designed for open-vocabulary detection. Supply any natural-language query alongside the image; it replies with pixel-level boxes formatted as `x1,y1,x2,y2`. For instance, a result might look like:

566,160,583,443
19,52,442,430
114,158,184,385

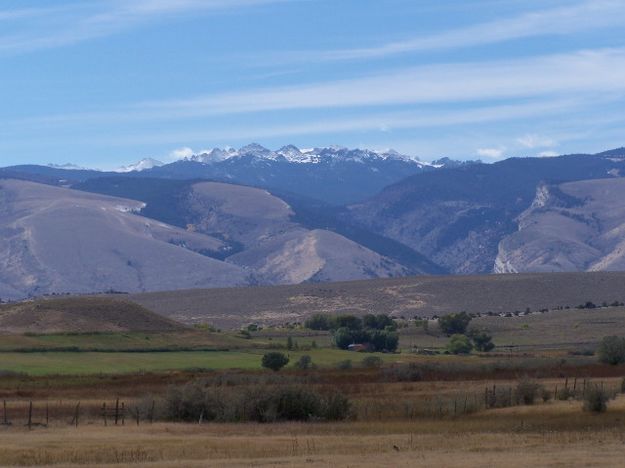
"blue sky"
1,0,624,169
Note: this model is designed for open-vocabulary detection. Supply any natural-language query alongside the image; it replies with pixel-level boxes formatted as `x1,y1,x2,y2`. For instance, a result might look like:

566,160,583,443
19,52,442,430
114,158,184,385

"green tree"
261,352,290,371
333,327,355,350
447,334,473,354
335,315,362,331
363,314,395,330
438,312,472,336
287,336,294,350
598,336,625,365
469,329,495,352
304,314,334,330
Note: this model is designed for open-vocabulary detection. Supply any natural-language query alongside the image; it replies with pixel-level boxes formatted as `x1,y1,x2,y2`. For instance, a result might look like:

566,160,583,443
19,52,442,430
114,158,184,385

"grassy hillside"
0,297,184,334
127,271,625,328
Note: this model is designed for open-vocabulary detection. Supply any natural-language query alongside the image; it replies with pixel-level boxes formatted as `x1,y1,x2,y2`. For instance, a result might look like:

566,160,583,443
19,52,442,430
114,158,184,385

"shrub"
583,385,611,413
447,334,473,354
556,386,575,401
322,391,351,420
541,387,552,402
383,363,422,382
295,355,313,370
336,359,352,370
361,356,383,368
515,377,543,405
438,312,472,336
162,383,350,423
261,352,290,371
597,336,625,365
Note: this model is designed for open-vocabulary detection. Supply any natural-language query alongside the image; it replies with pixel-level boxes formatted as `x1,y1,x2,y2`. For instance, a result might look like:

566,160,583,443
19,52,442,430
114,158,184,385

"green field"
0,348,408,376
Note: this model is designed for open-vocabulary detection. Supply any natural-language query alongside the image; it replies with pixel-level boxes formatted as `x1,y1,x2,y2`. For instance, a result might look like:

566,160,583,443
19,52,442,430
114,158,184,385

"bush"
336,359,352,370
556,386,575,401
583,385,611,413
447,334,473,354
469,329,495,352
541,387,552,402
261,352,290,371
295,355,313,370
383,363,422,382
438,312,472,336
515,377,543,405
361,356,383,368
597,336,625,365
162,383,350,423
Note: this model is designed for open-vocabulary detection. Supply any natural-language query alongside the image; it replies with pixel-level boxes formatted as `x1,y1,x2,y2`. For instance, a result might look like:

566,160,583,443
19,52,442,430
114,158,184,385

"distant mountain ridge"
3,145,625,296
2,144,457,205
350,149,625,274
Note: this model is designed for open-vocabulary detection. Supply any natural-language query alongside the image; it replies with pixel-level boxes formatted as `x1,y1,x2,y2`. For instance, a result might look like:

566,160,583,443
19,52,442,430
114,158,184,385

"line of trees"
305,313,399,352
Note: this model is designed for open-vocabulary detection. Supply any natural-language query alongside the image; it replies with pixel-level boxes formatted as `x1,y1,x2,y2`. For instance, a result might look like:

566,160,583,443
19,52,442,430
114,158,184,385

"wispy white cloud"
0,0,289,55
168,146,194,160
276,0,625,63
17,98,585,148
517,134,558,148
538,150,559,157
476,147,506,160
9,48,625,128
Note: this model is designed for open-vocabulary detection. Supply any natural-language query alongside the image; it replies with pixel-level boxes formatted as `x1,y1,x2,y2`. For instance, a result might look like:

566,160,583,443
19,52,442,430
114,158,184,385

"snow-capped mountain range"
186,143,428,166
28,144,475,205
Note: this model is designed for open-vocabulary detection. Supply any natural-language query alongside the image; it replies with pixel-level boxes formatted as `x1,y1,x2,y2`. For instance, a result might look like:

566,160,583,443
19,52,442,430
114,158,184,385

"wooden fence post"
45,403,49,427
135,407,140,426
27,401,33,430
102,403,107,426
121,403,125,426
74,403,80,428
149,400,155,424
114,398,119,426
2,400,8,426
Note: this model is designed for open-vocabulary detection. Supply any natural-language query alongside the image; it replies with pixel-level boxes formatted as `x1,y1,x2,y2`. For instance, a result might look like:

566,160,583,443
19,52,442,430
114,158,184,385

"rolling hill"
126,271,625,329
0,179,417,300
0,297,184,334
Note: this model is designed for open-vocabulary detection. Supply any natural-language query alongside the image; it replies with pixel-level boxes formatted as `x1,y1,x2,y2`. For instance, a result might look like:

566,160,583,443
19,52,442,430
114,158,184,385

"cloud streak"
0,0,289,55
275,0,625,63
7,47,625,130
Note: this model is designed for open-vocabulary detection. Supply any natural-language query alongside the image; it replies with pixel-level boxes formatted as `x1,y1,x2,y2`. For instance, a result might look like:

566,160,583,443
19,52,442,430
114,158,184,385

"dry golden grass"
1,395,625,467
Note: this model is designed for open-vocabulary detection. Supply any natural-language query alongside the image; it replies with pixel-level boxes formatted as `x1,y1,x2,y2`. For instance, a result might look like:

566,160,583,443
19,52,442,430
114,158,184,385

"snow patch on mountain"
115,158,164,173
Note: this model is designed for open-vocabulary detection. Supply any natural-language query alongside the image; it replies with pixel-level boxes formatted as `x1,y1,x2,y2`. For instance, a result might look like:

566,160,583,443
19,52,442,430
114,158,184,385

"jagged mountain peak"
180,144,425,165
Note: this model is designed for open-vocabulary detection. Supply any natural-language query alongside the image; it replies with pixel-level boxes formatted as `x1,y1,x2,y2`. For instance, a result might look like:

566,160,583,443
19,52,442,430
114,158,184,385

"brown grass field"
1,379,625,467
